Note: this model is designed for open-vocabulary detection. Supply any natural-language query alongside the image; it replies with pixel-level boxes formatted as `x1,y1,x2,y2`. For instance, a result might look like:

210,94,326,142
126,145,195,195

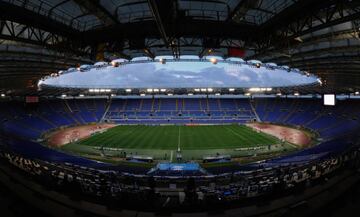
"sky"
41,61,318,88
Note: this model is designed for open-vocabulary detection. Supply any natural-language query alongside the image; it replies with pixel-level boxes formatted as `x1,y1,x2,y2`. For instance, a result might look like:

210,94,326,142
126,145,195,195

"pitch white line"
177,126,181,152
225,126,246,140
170,150,173,162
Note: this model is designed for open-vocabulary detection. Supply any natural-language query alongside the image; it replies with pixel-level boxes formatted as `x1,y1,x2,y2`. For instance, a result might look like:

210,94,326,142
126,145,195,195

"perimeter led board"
324,94,336,106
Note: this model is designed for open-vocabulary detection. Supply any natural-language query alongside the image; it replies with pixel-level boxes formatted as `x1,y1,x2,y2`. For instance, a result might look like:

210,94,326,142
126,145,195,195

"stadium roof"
0,0,360,94
40,60,319,89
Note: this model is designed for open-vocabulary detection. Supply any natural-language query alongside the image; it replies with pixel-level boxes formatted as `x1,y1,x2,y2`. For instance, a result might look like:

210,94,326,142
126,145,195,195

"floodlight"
210,58,218,64
111,61,120,67
159,58,166,64
249,87,260,92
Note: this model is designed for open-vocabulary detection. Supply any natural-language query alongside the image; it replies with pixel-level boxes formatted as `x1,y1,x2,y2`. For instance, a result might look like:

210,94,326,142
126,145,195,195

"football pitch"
79,124,278,150
60,124,296,161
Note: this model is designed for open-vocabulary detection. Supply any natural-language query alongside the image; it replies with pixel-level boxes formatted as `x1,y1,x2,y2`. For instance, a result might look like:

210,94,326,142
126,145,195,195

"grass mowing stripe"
178,126,181,151
72,124,280,151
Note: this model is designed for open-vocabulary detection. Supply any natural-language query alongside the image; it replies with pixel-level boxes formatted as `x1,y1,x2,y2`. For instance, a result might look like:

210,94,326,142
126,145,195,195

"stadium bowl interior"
1,1,360,217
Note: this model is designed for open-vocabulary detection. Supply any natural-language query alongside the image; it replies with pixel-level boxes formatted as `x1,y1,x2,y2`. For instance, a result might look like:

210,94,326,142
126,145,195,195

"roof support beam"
73,0,119,26
0,1,81,37
227,0,260,21
48,0,71,17
147,0,170,47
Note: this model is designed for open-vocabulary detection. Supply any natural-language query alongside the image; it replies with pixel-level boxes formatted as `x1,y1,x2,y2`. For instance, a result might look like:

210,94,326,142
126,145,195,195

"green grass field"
77,124,279,150
59,124,299,162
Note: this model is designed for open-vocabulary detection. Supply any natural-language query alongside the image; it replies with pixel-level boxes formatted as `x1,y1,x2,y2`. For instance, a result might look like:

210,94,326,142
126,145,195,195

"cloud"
43,62,317,88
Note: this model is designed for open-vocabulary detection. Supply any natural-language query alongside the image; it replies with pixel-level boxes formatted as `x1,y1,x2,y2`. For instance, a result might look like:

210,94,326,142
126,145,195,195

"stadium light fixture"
125,89,132,92
207,88,213,92
61,94,67,98
215,93,221,96
276,92,282,96
194,88,200,92
111,94,116,97
201,88,207,92
140,93,146,96
249,87,272,92
294,92,300,96
188,93,194,96
79,94,84,97
210,58,218,64
111,61,120,67
229,88,235,92
147,88,153,92
159,58,166,64
160,89,167,92
355,91,359,95
1,93,5,97
249,87,261,92
154,88,159,92
167,93,173,96
244,93,251,96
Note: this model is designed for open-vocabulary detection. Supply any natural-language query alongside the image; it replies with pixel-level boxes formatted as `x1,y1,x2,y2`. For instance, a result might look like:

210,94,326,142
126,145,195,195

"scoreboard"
25,96,39,103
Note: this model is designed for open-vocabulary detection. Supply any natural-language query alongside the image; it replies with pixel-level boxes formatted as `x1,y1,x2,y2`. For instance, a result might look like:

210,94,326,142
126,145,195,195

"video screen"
324,94,335,106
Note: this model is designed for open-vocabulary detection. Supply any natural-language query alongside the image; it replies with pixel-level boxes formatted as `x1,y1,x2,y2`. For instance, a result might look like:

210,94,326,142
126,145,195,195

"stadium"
0,1,360,217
